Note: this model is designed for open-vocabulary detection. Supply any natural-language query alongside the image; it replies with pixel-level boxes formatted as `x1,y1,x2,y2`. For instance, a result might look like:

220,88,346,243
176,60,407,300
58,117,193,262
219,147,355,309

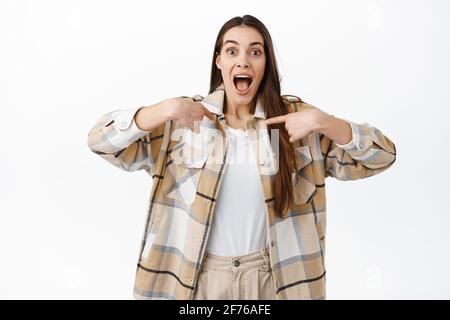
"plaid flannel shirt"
87,83,396,299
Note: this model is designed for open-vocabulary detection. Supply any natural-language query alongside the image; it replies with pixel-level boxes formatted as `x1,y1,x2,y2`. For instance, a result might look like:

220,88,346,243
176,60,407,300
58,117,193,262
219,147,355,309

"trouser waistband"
202,247,271,272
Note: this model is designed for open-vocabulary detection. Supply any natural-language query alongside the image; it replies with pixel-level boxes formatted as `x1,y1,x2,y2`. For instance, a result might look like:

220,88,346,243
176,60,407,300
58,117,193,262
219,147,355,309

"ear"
215,55,221,69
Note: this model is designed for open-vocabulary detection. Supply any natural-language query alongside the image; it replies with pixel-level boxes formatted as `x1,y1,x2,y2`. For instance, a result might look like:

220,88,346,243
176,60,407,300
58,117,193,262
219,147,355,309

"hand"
265,105,330,143
166,97,216,133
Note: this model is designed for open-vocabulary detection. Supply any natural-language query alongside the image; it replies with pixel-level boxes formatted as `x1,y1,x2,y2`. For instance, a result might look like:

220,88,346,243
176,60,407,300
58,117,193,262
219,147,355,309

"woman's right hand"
166,97,216,133
134,97,216,133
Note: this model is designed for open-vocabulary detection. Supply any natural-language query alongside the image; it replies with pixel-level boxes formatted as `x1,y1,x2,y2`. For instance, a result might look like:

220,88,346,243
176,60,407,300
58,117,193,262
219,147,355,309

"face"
216,26,266,106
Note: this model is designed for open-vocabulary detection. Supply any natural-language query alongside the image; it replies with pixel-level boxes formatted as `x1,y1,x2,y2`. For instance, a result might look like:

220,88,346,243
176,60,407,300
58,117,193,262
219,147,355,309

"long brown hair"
209,14,300,218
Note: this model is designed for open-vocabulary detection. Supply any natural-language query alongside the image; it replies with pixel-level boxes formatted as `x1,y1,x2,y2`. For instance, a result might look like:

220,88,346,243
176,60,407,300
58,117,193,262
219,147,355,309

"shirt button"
271,240,276,247
233,260,240,267
259,159,265,165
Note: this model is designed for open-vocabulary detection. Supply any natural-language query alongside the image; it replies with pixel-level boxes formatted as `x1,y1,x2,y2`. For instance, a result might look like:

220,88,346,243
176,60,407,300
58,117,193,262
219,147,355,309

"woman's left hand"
265,106,330,143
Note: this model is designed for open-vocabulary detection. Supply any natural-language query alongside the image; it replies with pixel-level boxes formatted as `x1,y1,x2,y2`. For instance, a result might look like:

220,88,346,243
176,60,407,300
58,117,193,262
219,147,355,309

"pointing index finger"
265,115,287,125
203,107,215,122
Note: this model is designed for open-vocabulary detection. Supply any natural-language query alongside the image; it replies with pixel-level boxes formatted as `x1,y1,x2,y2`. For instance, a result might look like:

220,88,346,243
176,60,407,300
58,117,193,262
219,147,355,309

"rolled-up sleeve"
321,119,397,180
87,106,166,174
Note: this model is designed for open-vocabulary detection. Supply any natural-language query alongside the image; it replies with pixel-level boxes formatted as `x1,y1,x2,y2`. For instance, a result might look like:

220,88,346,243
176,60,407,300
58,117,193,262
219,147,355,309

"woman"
87,15,396,300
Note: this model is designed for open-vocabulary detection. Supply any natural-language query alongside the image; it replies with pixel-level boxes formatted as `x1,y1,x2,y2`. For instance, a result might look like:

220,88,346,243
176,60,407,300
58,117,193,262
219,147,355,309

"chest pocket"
162,128,209,205
292,145,317,205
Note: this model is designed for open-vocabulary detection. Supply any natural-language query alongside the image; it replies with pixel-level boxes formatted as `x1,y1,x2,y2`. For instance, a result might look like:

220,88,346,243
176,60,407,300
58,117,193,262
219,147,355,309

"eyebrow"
223,40,264,48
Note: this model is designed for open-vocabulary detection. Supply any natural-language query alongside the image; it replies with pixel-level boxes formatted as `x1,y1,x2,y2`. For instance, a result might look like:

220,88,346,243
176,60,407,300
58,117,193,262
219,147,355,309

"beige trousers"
192,247,276,300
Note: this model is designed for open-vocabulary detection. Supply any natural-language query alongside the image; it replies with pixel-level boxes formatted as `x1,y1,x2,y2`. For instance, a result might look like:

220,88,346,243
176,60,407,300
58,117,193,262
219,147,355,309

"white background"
1,0,449,299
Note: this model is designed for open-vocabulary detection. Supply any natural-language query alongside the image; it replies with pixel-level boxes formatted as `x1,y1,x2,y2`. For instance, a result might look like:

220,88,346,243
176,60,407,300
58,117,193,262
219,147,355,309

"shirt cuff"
334,119,358,149
109,106,151,149
333,119,374,157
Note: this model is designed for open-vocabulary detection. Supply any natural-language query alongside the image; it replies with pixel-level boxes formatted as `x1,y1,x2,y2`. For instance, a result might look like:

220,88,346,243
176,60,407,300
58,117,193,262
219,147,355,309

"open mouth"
233,74,253,94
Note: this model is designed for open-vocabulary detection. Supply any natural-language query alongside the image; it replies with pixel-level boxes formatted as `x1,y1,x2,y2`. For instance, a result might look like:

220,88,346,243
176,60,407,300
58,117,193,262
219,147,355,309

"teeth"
234,75,252,79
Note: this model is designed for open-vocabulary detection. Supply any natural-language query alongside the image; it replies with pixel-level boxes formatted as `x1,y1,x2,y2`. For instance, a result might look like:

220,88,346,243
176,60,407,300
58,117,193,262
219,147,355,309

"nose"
237,62,249,68
237,55,250,68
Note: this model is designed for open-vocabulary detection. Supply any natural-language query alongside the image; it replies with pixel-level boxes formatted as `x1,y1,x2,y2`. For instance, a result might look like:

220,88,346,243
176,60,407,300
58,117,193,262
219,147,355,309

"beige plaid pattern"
87,83,396,299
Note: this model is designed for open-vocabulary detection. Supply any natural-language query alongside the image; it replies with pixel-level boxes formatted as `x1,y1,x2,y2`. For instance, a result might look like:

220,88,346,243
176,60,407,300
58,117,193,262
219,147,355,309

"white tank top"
206,124,269,257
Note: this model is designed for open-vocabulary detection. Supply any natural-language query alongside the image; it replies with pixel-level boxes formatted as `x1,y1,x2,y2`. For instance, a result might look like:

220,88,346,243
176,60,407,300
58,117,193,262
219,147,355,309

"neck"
223,95,256,120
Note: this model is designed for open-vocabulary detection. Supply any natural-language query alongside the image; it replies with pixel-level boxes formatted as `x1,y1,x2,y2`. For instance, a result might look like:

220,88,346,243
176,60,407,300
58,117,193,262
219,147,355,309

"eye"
251,49,262,56
226,49,236,55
